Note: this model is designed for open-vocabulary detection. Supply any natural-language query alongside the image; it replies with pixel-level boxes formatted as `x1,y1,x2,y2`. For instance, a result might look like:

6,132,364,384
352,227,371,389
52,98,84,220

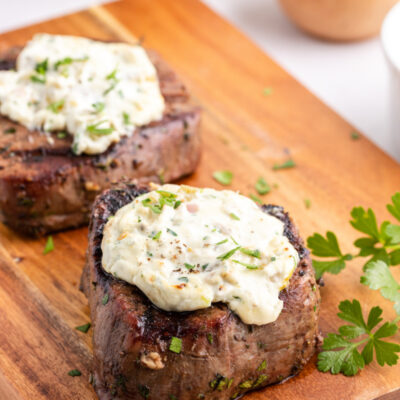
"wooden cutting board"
0,1,399,399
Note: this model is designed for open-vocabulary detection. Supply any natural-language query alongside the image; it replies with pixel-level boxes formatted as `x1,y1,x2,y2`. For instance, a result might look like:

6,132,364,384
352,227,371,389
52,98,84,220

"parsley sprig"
318,300,400,376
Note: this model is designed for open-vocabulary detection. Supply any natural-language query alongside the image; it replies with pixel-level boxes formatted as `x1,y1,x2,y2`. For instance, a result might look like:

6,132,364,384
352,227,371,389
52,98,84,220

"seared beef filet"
81,182,321,400
0,47,201,236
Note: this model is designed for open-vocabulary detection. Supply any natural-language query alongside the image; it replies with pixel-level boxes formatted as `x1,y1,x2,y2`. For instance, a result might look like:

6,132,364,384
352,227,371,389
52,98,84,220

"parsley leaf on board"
306,231,352,280
255,177,271,195
317,299,400,376
387,192,400,222
213,170,233,186
361,261,400,315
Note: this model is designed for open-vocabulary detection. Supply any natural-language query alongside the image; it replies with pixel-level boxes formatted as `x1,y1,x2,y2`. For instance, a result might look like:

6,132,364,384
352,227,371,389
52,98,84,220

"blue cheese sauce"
0,34,164,155
101,185,299,325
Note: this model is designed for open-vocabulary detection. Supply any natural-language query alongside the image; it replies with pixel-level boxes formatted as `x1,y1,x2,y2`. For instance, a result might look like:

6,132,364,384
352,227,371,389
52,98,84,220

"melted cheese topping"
101,185,299,325
0,34,164,155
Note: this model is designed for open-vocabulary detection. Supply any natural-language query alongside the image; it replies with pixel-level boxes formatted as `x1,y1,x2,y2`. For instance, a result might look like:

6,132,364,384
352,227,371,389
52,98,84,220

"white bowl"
382,2,400,161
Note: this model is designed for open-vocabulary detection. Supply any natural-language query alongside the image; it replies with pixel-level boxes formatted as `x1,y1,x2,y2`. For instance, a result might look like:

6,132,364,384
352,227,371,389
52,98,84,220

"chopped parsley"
151,231,162,240
54,56,88,70
229,212,240,220
35,59,48,75
86,121,114,136
68,369,82,377
240,248,260,258
3,127,16,134
167,228,178,236
43,236,54,254
216,238,228,245
217,246,241,261
174,200,182,209
75,323,91,333
142,198,162,214
169,336,182,353
184,263,195,270
273,159,296,170
102,293,109,305
213,170,233,186
47,99,65,113
30,75,46,84
123,112,131,125
255,177,271,195
232,260,259,270
104,68,119,95
304,198,311,209
202,264,209,271
250,194,262,204
92,102,105,113
257,360,267,371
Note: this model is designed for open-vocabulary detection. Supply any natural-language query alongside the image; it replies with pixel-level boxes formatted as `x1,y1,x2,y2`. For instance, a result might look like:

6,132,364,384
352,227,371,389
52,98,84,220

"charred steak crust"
0,47,201,236
82,183,321,400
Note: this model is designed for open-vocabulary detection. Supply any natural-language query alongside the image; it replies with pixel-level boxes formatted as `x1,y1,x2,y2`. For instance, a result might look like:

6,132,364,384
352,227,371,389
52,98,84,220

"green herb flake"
178,277,189,283
68,369,82,377
152,231,162,240
229,212,240,220
240,248,261,258
86,121,114,136
273,159,296,170
47,99,65,114
202,264,209,271
217,246,241,261
257,360,267,371
54,56,88,70
255,177,271,195
102,293,109,305
304,198,311,209
123,112,131,125
239,380,253,389
184,263,195,270
213,170,233,186
263,87,273,96
216,238,228,246
92,102,105,113
57,131,67,139
75,323,91,333
174,200,182,209
30,75,46,84
232,260,259,270
250,194,262,204
167,228,178,236
43,236,54,254
35,59,48,75
169,336,182,354
207,333,214,344
351,131,360,140
3,127,16,134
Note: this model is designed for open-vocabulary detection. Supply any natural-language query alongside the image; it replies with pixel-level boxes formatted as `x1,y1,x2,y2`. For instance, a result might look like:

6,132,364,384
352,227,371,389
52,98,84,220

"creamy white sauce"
0,34,165,155
102,185,299,325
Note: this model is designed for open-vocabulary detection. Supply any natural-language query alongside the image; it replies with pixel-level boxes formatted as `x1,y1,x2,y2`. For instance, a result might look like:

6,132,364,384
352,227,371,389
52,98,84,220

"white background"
0,0,394,159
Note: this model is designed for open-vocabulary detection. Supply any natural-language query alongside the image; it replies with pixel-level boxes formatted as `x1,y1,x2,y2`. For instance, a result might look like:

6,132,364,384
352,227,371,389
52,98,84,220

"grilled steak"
81,182,321,400
0,47,201,236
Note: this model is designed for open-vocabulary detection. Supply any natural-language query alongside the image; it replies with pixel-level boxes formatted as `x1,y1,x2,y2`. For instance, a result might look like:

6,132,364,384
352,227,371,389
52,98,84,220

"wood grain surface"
0,1,399,399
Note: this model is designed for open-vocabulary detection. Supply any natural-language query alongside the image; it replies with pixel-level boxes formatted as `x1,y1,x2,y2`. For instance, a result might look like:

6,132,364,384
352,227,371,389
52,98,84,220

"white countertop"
0,0,395,159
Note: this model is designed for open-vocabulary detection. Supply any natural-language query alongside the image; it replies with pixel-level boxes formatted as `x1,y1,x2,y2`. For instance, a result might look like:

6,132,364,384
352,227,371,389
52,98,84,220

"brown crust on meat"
82,183,321,400
0,46,201,236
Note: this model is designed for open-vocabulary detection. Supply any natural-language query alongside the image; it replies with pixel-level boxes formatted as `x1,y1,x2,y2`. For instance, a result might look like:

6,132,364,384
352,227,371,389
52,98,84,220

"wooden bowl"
279,0,399,41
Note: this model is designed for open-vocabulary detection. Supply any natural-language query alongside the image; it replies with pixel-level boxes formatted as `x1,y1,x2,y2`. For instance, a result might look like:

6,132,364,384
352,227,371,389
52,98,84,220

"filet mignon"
0,47,201,236
81,182,321,400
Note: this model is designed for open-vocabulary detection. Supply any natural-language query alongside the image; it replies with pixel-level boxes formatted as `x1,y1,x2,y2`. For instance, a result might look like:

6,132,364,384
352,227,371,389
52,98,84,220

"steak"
81,182,321,400
0,47,201,236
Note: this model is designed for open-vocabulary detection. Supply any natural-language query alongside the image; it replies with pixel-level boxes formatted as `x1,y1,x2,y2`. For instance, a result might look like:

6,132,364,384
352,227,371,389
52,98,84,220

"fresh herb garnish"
152,231,162,240
202,264,209,271
240,248,260,258
35,59,48,75
92,102,105,113
75,323,91,333
30,75,46,84
250,194,262,204
217,246,241,261
184,263,195,270
229,213,240,220
178,277,189,283
169,336,182,353
123,112,131,125
68,369,82,377
213,170,233,186
142,198,162,214
216,238,228,245
54,56,88,70
255,177,271,195
174,200,182,209
317,300,400,376
263,87,273,96
102,293,109,305
167,228,178,236
351,131,360,140
86,121,114,136
47,99,65,113
57,131,67,139
232,260,259,270
3,127,16,134
43,236,54,254
103,68,119,95
304,198,311,209
257,360,267,371
273,159,296,170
